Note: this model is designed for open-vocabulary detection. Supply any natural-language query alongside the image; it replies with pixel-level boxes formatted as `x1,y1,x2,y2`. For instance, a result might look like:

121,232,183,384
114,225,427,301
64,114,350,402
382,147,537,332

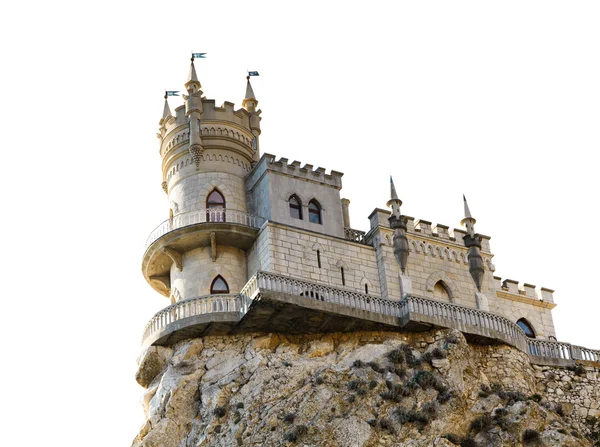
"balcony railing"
344,227,368,244
141,271,600,366
142,293,243,343
145,208,266,248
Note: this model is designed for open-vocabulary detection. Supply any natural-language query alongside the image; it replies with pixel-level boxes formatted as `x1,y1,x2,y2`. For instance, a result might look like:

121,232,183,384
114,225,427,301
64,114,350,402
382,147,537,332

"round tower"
143,59,263,305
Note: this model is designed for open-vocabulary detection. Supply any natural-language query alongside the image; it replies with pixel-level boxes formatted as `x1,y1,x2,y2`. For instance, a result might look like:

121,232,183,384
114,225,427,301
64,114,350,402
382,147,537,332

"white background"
1,1,599,445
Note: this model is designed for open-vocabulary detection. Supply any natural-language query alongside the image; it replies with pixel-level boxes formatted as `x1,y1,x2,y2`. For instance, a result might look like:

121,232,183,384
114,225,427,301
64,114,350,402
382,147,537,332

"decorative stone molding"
189,144,203,168
425,271,459,302
163,247,183,271
210,232,217,262
149,275,170,293
161,181,168,194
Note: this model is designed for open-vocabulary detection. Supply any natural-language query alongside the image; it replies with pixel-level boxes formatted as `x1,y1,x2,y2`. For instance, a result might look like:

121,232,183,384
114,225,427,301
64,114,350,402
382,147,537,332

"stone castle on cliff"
140,57,598,368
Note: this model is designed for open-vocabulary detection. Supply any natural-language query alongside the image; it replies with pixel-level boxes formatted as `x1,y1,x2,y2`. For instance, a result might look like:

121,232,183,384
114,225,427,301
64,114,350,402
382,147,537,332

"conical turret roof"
162,98,172,120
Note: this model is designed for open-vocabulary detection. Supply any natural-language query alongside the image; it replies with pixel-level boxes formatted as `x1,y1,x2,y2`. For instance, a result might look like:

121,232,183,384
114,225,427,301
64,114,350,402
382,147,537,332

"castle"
140,57,598,367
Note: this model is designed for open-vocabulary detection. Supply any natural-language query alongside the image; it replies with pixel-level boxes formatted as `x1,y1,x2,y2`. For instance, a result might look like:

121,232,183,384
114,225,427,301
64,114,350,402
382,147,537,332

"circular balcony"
142,208,266,296
142,293,246,349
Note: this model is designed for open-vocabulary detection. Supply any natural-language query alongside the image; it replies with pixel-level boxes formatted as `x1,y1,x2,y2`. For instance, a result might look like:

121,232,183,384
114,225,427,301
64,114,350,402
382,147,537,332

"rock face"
131,330,598,446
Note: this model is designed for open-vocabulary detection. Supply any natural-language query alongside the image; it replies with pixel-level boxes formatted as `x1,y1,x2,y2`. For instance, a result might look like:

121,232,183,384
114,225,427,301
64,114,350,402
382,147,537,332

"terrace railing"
141,271,599,366
145,208,266,248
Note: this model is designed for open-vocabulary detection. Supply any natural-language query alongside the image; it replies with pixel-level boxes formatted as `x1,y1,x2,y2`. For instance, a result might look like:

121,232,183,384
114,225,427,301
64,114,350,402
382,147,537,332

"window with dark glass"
210,275,229,294
308,199,322,224
206,189,226,222
317,250,321,268
289,195,302,219
517,318,535,338
341,267,345,286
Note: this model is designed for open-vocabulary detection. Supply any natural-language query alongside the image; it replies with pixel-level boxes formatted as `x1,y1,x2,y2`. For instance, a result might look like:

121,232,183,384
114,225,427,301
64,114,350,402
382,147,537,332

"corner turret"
183,58,204,166
242,75,262,157
387,177,412,295
461,196,489,310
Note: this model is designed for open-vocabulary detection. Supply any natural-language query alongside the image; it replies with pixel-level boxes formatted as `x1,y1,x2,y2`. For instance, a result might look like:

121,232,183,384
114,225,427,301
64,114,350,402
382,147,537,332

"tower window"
289,195,302,219
341,267,345,286
210,275,229,294
364,284,368,294
308,200,322,224
317,250,321,268
516,318,536,339
206,189,226,222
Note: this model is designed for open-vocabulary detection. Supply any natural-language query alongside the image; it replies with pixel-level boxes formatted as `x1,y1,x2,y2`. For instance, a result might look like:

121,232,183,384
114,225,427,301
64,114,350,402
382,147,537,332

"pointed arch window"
210,275,229,294
289,195,302,220
206,189,226,222
517,318,536,338
308,199,322,224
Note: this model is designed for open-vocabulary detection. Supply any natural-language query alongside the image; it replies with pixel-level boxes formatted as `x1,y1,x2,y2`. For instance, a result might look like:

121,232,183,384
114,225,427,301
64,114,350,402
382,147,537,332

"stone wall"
249,223,381,296
473,343,600,436
170,246,247,300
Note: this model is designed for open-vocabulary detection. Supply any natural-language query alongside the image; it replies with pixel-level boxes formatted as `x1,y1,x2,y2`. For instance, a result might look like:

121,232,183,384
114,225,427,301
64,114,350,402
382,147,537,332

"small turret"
461,195,485,293
183,58,204,166
460,195,476,237
184,58,202,94
242,75,262,158
387,176,410,275
242,77,257,112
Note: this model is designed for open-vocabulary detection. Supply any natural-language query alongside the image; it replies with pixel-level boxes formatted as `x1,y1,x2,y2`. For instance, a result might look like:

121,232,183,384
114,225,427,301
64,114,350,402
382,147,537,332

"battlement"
367,208,492,253
159,98,257,159
258,153,344,189
493,276,555,304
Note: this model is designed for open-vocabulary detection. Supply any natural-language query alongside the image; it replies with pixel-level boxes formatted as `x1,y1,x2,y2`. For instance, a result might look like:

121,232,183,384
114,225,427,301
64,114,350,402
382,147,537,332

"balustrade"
344,227,368,244
145,209,266,248
141,271,598,367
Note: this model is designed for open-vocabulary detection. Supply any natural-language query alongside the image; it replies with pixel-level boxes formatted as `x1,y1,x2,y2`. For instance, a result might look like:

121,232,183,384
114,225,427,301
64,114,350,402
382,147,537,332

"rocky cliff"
132,329,599,447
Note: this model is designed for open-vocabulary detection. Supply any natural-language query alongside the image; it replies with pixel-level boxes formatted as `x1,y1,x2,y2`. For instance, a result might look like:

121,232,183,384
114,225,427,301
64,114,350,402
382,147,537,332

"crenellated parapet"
493,276,555,306
258,153,344,189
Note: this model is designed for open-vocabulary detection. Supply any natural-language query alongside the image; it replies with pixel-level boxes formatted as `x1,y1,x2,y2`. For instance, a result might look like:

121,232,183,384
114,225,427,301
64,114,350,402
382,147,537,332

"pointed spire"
185,58,201,93
245,77,256,100
390,176,399,201
162,97,172,120
242,76,258,112
460,195,477,237
463,194,473,219
386,176,403,219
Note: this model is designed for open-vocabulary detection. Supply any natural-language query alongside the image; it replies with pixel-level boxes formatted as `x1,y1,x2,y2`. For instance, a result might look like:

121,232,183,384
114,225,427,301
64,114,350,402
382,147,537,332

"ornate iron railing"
145,208,266,248
344,227,368,244
141,271,599,365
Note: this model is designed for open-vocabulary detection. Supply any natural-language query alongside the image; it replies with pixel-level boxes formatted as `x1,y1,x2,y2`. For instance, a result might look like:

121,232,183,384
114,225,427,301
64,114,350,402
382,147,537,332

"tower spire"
460,195,477,237
386,176,403,219
161,97,172,121
185,57,202,94
386,176,410,275
242,76,258,112
460,195,485,292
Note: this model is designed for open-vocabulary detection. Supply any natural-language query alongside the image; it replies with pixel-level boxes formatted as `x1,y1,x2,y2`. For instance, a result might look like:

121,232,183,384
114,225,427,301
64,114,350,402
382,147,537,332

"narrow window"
289,195,302,219
308,199,322,224
210,275,229,294
516,318,535,339
206,189,226,222
341,267,345,286
317,250,321,268
364,284,368,294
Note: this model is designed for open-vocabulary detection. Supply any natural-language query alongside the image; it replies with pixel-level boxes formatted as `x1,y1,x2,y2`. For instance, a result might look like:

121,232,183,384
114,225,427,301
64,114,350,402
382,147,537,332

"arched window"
433,281,451,301
517,318,536,338
308,199,322,224
289,195,302,219
210,275,229,294
206,189,226,222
